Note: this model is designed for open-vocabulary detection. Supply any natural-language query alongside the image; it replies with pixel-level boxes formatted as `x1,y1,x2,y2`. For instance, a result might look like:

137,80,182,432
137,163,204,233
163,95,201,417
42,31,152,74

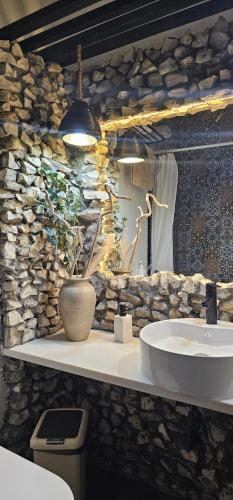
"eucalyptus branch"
45,189,84,277
83,184,131,278
45,190,71,230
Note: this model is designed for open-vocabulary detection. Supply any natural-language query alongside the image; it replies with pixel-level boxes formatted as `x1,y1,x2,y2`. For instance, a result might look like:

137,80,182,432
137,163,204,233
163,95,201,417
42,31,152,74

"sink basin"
140,318,233,399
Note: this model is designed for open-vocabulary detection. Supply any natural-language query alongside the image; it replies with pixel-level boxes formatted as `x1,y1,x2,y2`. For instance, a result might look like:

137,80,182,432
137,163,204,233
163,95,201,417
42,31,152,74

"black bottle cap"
119,303,127,317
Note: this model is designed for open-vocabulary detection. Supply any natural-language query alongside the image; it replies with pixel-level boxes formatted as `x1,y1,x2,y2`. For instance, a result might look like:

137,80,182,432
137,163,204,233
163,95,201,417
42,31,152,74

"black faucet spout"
204,283,218,325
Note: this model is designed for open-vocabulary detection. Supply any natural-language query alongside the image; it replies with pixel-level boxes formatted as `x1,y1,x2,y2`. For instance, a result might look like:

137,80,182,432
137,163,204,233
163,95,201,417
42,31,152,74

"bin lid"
30,408,88,452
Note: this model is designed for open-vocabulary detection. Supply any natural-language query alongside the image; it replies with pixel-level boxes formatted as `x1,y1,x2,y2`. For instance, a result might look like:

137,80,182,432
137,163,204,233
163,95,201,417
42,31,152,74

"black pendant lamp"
115,132,148,164
60,46,101,147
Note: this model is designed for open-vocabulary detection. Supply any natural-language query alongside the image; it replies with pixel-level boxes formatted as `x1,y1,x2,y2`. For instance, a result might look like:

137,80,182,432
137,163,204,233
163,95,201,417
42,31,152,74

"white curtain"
151,153,178,273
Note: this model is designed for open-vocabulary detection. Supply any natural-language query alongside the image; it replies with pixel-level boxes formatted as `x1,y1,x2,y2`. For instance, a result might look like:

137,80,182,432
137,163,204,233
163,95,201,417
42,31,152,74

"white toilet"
0,446,74,500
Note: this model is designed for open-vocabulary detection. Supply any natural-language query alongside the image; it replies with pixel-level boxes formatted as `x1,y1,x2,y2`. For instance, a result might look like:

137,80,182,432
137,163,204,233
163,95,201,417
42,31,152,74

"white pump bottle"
114,303,133,343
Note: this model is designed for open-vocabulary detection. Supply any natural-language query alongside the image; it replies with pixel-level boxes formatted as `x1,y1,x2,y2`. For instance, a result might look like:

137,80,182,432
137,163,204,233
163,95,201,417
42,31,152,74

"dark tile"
174,146,233,280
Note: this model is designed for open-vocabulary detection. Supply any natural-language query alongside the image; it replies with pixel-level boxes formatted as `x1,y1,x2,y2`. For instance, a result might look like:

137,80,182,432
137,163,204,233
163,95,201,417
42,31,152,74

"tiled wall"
174,146,233,281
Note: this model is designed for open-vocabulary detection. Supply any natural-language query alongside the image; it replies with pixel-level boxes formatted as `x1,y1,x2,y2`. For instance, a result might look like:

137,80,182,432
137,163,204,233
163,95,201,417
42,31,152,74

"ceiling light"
114,133,148,164
60,46,101,147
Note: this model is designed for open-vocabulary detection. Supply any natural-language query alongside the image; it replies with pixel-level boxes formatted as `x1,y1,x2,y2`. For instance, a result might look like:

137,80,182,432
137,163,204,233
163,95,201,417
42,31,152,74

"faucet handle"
206,282,216,290
206,283,217,297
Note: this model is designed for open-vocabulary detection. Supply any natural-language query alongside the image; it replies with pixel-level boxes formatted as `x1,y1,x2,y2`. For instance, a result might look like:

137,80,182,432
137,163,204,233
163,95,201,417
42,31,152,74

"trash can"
30,408,88,500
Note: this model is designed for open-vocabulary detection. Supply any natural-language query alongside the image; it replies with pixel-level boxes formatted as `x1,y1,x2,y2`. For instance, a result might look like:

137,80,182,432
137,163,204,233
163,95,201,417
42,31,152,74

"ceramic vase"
59,277,96,342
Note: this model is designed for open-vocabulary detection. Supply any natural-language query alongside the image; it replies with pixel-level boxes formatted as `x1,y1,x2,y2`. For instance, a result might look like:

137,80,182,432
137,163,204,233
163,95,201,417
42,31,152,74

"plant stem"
83,185,131,278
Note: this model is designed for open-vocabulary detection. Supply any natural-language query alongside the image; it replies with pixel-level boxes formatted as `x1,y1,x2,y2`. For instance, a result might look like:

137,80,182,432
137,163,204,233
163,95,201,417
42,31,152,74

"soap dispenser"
114,303,133,343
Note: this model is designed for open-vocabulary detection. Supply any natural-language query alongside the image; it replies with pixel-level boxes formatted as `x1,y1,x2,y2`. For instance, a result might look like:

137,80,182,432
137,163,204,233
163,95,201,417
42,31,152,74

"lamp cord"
77,45,83,101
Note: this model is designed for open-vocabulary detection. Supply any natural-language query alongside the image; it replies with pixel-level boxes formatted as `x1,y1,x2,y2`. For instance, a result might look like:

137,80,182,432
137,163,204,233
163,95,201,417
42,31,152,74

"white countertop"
0,446,74,500
4,330,233,416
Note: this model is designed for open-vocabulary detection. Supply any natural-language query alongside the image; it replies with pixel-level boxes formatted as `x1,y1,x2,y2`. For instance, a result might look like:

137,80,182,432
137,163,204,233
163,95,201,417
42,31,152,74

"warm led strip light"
100,93,233,133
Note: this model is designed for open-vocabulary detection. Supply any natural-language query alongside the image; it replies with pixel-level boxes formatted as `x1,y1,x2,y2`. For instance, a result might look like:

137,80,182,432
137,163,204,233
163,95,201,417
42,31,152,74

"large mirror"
106,104,233,282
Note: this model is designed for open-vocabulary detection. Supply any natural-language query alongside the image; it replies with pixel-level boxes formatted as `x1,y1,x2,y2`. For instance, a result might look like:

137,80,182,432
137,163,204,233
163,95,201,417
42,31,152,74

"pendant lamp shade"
115,133,148,164
59,45,101,147
60,100,101,147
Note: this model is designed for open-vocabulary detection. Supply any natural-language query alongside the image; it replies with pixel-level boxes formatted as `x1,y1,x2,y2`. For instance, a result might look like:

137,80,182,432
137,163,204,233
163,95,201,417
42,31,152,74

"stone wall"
84,16,233,120
0,41,112,349
0,41,73,158
92,272,233,334
0,40,72,348
75,377,233,500
0,149,108,348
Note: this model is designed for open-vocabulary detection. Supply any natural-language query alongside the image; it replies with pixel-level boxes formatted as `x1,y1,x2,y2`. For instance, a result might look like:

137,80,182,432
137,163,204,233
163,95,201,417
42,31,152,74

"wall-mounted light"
60,46,101,147
114,133,148,164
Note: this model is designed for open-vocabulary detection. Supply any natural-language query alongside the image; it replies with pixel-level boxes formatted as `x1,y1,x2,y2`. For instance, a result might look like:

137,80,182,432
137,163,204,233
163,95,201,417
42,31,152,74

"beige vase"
59,277,96,342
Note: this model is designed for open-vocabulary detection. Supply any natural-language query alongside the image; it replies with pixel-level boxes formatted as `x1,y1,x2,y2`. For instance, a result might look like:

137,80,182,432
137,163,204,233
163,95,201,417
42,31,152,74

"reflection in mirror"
107,104,233,282
114,131,148,164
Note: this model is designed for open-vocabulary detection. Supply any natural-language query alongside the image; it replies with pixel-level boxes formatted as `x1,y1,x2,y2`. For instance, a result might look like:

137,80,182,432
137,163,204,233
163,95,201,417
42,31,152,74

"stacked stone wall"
92,272,233,334
83,15,233,120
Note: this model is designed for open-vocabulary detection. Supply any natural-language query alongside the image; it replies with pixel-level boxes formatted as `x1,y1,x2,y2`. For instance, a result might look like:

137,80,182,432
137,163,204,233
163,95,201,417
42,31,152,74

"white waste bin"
30,408,88,500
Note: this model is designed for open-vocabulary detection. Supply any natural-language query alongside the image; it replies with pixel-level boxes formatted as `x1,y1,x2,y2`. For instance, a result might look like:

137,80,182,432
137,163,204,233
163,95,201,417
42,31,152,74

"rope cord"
77,45,83,100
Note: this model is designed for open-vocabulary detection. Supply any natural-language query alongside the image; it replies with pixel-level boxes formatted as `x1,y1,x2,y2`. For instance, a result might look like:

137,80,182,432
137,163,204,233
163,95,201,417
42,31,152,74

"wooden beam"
20,0,153,52
39,0,209,61
0,0,99,41
39,0,233,65
140,125,161,142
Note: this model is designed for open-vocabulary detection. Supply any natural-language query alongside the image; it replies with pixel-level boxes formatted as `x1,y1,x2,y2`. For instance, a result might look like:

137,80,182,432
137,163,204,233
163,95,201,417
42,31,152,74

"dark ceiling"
0,0,232,66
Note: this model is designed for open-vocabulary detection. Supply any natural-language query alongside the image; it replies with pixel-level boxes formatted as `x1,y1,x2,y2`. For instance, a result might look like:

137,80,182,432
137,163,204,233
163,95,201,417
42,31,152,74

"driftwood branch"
83,184,131,278
124,193,168,272
70,225,84,277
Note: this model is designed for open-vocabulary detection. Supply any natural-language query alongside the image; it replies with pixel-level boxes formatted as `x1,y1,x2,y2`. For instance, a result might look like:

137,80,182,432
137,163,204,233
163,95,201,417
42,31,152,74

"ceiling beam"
38,0,208,61
0,0,99,41
143,125,164,141
20,0,156,52
39,0,233,66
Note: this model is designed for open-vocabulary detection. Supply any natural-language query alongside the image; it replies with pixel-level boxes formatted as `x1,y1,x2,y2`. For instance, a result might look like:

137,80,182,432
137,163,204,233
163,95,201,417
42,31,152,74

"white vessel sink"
140,318,233,399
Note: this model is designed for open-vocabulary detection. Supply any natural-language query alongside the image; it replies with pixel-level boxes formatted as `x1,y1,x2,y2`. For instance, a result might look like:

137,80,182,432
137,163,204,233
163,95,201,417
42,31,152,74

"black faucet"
202,283,218,325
